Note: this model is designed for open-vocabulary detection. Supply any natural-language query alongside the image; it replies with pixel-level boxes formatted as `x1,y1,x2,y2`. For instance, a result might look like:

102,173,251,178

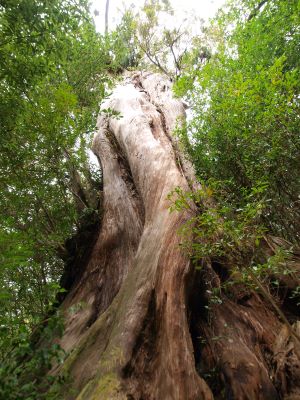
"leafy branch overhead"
125,0,210,79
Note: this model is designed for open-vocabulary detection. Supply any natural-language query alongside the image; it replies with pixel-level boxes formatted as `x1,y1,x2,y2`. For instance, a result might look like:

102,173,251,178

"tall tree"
50,72,300,400
1,0,300,399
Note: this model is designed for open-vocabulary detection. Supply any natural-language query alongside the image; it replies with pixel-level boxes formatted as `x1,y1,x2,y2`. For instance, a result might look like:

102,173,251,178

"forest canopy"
0,0,299,398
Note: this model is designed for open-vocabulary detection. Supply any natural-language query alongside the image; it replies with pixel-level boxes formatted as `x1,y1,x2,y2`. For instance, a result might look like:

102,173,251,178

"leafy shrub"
0,312,67,400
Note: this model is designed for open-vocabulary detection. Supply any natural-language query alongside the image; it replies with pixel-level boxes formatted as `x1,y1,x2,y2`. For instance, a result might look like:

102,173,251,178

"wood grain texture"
55,72,300,400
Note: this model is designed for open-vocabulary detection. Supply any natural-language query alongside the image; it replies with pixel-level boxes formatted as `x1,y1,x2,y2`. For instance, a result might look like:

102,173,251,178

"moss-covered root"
76,373,126,400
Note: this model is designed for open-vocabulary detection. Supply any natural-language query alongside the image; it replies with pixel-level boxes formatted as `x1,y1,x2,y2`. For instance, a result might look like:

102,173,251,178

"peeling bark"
55,72,300,400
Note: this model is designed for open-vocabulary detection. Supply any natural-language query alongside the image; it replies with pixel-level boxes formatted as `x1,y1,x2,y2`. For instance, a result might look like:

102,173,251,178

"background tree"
0,0,134,383
175,0,300,243
125,0,208,79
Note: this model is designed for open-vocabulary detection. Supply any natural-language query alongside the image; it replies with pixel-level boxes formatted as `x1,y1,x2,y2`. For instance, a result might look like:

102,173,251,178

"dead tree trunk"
56,72,300,400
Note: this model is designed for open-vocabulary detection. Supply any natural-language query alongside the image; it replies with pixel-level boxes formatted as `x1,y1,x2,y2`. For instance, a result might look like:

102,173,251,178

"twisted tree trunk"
56,72,300,400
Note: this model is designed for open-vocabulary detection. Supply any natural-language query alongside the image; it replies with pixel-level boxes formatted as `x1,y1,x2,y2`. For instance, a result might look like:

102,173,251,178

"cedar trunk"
56,72,300,400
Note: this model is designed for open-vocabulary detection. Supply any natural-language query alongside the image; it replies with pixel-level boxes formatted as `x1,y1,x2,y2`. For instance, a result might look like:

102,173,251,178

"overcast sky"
90,0,227,33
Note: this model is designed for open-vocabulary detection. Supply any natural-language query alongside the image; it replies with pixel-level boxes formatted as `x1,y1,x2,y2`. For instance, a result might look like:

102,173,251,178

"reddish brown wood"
55,72,300,400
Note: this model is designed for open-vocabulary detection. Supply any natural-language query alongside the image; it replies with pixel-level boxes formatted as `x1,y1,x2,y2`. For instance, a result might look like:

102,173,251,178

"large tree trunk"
56,72,300,400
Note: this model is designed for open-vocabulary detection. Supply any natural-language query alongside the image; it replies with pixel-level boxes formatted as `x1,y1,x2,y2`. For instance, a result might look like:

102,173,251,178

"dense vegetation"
175,0,300,244
172,0,300,352
0,0,299,398
171,0,300,315
0,0,133,396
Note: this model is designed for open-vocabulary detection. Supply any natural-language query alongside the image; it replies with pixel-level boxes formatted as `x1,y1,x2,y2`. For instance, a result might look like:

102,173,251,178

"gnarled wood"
55,72,300,400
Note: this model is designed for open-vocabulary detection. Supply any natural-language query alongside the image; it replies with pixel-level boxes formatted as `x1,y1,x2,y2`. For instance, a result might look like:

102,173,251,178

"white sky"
90,0,226,33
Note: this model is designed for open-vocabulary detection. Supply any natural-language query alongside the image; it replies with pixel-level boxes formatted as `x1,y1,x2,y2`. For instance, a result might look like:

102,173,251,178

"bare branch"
105,0,110,34
248,0,268,21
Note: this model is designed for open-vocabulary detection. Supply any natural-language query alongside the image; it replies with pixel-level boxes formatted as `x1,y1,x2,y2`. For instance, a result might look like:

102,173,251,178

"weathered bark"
55,72,300,400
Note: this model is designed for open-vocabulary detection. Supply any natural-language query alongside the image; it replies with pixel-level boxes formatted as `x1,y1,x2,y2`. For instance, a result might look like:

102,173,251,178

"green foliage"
0,0,134,370
171,3,300,337
0,312,67,400
168,184,299,327
109,10,142,70
175,0,300,243
0,0,88,342
168,182,267,266
124,0,206,79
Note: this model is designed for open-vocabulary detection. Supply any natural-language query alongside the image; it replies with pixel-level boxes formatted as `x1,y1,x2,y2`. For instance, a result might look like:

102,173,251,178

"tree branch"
105,0,110,34
248,0,269,21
